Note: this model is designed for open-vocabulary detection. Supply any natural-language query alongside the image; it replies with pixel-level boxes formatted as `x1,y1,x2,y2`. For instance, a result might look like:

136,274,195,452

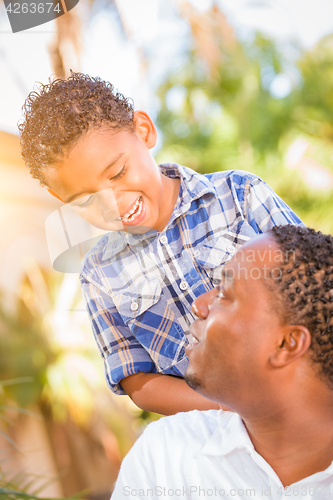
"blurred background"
0,0,333,498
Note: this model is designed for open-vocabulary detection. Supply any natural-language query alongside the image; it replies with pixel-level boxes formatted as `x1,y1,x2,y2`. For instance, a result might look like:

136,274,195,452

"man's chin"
184,372,202,391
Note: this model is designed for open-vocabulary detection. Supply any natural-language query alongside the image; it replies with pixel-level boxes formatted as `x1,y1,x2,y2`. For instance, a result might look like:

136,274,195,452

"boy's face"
45,112,180,232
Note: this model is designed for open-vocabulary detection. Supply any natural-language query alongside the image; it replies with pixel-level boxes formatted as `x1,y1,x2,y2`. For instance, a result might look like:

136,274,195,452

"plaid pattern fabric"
80,164,303,395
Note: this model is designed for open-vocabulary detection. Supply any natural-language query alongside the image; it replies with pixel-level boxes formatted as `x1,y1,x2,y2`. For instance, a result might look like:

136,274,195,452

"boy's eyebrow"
65,153,125,203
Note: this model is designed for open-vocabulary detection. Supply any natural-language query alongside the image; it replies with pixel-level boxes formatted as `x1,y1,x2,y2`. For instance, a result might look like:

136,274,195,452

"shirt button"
227,245,236,254
160,235,168,245
180,281,188,291
130,301,139,311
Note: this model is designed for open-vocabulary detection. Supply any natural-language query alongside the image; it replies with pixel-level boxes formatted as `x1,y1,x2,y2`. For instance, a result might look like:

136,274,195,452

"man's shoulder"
141,409,229,446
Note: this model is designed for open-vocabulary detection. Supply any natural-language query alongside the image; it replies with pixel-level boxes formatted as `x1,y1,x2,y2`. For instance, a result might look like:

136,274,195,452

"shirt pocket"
114,277,188,371
113,277,162,325
193,232,244,285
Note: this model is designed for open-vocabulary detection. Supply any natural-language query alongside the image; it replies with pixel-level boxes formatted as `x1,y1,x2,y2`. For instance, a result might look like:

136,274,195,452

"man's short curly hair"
270,225,333,385
18,72,135,186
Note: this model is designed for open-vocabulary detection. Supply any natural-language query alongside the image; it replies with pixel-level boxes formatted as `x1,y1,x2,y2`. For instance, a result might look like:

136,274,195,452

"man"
111,224,333,499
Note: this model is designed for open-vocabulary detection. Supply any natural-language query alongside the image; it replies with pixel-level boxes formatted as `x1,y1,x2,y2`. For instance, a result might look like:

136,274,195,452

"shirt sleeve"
244,175,304,233
80,276,156,395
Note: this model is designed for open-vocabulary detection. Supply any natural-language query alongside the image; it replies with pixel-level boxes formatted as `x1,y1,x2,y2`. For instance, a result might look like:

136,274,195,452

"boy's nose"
192,287,216,319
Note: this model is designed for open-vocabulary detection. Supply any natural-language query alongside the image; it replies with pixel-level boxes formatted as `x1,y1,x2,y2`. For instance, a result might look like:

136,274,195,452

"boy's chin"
86,220,153,234
123,224,154,235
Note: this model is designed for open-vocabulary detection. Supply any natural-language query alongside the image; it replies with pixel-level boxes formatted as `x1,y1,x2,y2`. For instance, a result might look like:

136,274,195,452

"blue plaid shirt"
80,164,302,395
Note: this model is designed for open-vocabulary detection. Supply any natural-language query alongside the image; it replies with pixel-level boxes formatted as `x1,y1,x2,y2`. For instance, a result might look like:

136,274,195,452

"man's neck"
243,400,333,487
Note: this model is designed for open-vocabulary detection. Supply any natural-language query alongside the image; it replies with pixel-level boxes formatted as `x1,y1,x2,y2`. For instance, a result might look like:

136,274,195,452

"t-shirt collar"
201,411,333,482
200,412,255,457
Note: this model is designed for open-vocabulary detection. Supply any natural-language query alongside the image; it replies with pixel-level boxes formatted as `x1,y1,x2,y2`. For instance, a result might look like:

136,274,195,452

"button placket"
130,301,139,311
180,281,188,291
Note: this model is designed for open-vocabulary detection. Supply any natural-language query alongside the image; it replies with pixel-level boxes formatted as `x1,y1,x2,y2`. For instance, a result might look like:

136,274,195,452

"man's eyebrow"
65,153,125,203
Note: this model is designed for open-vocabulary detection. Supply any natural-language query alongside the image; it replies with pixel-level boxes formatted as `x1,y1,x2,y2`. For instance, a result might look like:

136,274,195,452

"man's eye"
216,285,225,299
111,166,126,181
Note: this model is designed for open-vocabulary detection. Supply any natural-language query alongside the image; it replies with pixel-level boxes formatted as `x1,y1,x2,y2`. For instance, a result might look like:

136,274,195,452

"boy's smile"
45,111,180,233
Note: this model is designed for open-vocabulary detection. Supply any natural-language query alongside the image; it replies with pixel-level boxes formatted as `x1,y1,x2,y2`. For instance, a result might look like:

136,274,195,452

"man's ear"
47,188,64,202
269,325,311,368
133,111,157,149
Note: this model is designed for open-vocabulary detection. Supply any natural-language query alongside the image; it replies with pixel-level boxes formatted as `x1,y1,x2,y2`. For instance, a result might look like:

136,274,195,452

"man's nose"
192,288,216,319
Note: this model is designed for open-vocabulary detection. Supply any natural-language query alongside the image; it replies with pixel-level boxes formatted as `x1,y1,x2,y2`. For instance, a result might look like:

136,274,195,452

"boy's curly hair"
270,225,333,385
18,72,135,186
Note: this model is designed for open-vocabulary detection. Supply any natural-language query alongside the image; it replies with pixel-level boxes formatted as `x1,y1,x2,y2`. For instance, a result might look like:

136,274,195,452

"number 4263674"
6,3,61,14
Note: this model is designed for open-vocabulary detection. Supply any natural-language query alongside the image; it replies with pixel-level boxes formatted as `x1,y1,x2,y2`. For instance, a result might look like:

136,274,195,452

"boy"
19,72,303,415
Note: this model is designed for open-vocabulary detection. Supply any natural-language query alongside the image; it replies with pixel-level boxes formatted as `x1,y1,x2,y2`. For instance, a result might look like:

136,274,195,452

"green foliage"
0,306,52,407
0,270,105,424
0,486,87,500
297,36,333,138
156,28,333,233
0,490,73,500
0,380,88,500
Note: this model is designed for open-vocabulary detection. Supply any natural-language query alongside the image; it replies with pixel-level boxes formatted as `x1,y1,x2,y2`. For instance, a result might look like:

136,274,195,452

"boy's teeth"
122,197,142,221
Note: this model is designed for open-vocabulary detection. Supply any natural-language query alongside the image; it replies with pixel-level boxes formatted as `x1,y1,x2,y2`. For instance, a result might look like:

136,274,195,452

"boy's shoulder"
162,163,259,183
201,168,261,189
173,163,262,193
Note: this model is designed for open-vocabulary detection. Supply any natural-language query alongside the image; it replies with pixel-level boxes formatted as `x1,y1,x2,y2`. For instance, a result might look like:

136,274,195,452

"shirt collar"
102,231,127,261
201,412,333,481
200,412,255,457
160,163,215,215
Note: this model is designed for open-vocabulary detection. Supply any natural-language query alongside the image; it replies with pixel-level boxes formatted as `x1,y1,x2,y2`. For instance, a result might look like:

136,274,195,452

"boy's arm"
244,174,304,231
121,372,222,415
81,278,227,414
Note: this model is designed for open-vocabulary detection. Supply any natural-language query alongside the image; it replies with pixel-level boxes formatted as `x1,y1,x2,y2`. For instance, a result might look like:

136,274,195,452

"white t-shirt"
112,410,333,500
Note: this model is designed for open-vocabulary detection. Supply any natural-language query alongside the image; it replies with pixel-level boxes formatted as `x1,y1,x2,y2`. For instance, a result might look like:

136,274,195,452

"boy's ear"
133,111,157,149
47,188,64,202
269,325,311,368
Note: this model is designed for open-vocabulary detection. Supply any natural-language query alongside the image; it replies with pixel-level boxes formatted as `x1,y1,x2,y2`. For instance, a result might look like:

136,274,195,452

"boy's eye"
111,166,126,181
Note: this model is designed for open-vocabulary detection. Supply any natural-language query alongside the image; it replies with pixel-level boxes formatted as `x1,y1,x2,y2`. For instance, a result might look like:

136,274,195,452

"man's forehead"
235,234,282,264
221,234,286,286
